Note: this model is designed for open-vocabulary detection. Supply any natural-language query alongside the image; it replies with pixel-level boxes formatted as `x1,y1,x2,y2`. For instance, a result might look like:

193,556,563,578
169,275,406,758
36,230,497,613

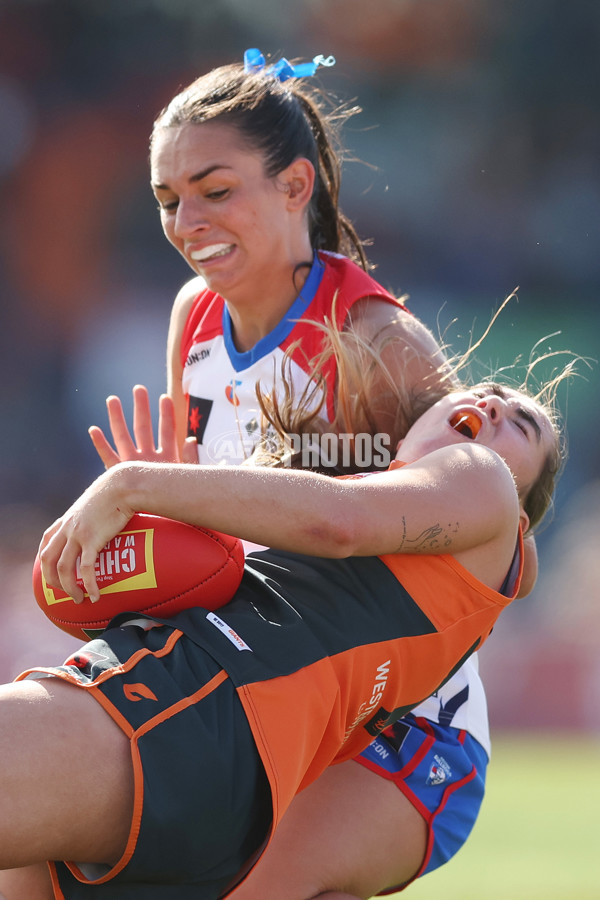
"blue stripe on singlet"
222,254,325,372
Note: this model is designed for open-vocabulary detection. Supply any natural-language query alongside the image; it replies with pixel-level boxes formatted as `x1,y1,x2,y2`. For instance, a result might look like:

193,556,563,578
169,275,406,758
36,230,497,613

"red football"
32,513,245,640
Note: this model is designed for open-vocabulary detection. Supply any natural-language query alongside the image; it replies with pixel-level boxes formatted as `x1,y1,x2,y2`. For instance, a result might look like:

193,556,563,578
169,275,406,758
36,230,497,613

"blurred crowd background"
0,0,598,735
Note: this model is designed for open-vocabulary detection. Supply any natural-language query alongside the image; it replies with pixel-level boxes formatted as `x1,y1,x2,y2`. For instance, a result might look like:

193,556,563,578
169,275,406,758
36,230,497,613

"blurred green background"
0,0,598,894
388,735,600,900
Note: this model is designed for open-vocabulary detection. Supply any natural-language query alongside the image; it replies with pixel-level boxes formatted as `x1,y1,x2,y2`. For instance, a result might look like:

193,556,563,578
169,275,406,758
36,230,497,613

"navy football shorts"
22,619,272,899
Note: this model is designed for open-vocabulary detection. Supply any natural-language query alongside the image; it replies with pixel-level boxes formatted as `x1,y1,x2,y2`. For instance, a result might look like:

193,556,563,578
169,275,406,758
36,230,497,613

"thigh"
231,759,427,900
18,622,271,898
0,864,54,900
0,678,133,869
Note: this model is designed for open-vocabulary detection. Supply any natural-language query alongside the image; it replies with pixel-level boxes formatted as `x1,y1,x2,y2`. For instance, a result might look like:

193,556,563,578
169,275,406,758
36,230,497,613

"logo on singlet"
187,396,213,442
185,347,211,366
426,754,452,785
225,379,242,406
344,660,391,741
206,612,252,651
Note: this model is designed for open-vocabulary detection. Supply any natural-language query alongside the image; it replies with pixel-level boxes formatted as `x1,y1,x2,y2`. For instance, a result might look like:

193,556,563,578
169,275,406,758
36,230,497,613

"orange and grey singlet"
180,251,404,463
165,529,523,838
22,529,521,898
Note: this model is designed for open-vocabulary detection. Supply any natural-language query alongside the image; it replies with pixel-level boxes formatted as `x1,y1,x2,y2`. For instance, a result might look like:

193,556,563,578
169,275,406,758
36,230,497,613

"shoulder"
170,276,208,323
364,442,518,506
167,277,209,378
168,276,211,350
394,444,521,584
350,297,410,336
348,297,450,386
318,253,402,313
408,441,518,488
405,443,520,526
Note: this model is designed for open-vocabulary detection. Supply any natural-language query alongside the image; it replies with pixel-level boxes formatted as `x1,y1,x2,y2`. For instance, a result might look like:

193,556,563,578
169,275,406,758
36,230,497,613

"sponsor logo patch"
426,754,452,785
123,683,159,702
225,379,242,406
206,612,252,651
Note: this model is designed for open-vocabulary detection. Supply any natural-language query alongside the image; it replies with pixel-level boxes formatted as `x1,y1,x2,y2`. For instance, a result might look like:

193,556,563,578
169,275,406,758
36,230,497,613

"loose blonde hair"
252,292,579,534
252,293,456,473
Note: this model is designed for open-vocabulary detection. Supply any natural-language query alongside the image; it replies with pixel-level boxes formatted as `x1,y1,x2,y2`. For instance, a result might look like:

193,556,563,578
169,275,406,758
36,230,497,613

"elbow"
304,514,362,559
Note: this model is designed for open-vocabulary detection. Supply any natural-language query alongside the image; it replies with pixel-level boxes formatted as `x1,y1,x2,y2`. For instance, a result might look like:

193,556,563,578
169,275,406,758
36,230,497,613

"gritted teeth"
190,243,233,262
449,410,482,439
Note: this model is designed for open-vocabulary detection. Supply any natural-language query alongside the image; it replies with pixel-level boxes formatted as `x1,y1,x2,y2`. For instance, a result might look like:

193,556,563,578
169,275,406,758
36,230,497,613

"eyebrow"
486,383,543,443
515,405,542,443
152,164,232,192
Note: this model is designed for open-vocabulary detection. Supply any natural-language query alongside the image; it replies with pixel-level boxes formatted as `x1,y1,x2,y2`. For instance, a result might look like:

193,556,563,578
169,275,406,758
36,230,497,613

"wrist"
110,461,147,516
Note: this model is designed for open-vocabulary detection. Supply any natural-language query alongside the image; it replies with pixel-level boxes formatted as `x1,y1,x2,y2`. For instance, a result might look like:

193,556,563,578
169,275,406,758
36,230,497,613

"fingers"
58,537,91,604
93,386,181,464
39,523,87,605
182,436,199,464
132,385,156,455
77,549,102,604
89,426,121,469
158,394,179,460
38,517,63,556
106,393,139,460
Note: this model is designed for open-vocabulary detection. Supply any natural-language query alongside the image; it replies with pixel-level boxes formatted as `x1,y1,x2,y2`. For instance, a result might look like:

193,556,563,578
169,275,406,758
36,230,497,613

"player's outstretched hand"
89,384,184,468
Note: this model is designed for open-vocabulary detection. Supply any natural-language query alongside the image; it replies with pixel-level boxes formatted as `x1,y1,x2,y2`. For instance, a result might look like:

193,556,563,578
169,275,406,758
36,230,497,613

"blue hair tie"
244,48,336,82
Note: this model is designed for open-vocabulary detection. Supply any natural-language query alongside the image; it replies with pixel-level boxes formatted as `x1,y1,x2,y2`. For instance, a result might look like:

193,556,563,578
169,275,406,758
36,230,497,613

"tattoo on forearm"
397,518,460,552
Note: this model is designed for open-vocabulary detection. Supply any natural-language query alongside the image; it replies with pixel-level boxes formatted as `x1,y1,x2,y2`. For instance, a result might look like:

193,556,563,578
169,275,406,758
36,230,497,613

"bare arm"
166,276,206,451
40,442,518,603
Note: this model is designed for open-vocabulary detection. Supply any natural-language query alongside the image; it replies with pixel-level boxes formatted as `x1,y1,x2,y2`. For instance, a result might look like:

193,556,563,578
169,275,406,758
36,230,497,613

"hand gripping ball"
32,513,245,640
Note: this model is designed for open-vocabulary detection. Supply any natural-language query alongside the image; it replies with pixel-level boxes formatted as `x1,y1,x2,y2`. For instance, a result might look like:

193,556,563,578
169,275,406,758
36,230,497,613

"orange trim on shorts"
82,667,230,884
48,861,66,899
87,626,185,686
134,667,229,741
31,632,230,888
